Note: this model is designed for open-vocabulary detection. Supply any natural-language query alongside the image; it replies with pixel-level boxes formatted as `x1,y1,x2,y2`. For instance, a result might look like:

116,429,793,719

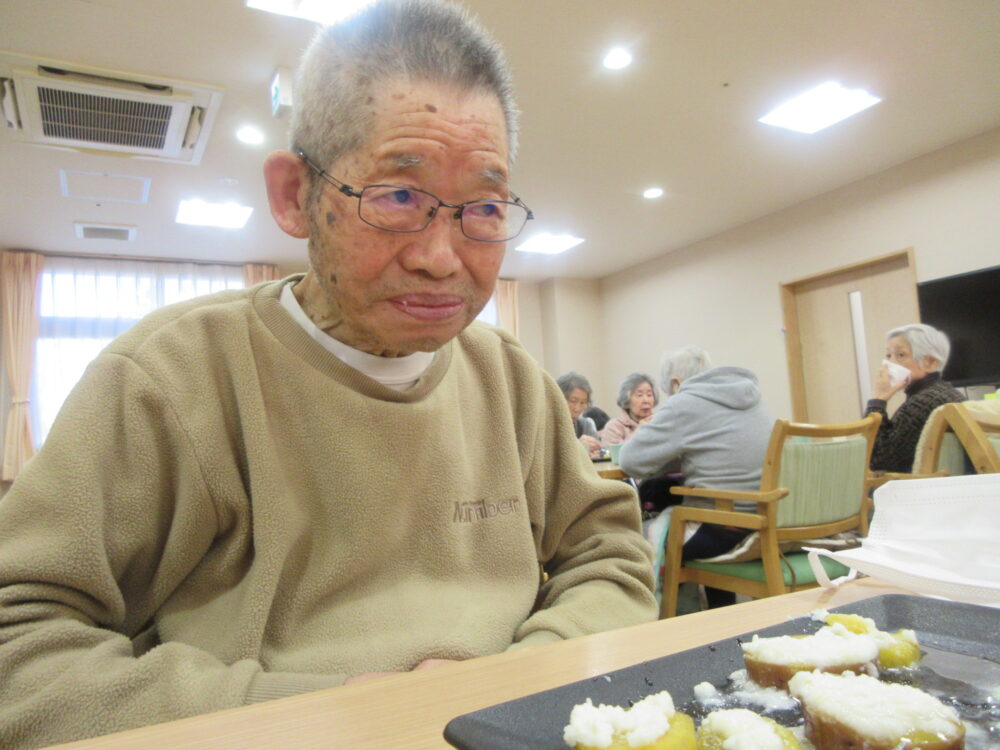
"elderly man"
0,2,654,747
618,346,772,607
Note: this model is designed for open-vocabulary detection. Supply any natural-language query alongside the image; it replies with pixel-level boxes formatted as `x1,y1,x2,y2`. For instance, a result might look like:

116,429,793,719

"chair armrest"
668,486,788,504
669,504,765,531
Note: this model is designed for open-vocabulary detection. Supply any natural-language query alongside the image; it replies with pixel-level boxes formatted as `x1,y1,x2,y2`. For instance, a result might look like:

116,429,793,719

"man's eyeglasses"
296,150,534,243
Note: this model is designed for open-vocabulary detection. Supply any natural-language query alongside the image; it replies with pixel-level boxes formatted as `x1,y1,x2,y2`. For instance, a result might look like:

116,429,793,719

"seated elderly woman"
864,323,963,472
601,373,658,448
556,371,603,459
618,346,773,608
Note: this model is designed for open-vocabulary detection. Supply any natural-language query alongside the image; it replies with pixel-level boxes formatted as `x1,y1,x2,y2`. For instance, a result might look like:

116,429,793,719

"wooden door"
782,250,920,424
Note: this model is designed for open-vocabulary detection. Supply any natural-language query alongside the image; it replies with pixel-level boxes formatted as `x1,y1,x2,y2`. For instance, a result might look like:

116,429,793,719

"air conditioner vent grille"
37,86,173,149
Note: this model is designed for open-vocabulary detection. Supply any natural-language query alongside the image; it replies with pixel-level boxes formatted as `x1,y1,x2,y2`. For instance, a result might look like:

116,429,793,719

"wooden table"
47,578,914,750
594,461,629,479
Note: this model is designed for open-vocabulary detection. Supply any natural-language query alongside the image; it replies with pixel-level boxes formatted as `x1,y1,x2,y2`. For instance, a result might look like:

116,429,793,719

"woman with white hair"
865,323,963,472
602,373,658,448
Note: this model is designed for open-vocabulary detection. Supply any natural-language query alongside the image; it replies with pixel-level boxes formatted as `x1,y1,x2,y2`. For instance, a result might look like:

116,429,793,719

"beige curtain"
242,263,281,286
1,251,44,481
495,278,519,338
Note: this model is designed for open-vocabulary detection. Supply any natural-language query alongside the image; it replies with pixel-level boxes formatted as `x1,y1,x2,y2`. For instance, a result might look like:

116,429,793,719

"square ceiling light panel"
59,170,151,204
758,81,881,134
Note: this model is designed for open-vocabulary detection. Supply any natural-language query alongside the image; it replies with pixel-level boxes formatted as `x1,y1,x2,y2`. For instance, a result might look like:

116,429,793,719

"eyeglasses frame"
295,149,534,243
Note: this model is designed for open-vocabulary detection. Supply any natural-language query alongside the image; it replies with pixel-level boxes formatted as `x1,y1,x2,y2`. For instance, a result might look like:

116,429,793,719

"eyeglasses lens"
358,186,527,241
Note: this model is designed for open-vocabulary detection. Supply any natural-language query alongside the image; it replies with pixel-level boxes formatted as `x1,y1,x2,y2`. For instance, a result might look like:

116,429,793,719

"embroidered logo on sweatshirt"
452,497,520,523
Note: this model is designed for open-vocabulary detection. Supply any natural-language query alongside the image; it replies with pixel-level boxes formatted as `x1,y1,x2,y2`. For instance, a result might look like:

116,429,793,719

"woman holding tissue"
865,323,963,472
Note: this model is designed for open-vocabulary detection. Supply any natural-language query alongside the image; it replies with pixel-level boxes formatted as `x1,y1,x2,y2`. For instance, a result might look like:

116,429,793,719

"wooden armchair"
915,401,1000,475
660,413,880,618
868,400,1000,494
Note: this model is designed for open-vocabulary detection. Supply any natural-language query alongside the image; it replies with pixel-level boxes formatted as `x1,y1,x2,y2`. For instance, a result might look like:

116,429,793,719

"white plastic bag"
807,473,1000,607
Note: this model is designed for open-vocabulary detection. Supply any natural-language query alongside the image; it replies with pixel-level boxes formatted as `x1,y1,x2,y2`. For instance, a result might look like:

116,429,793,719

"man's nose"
398,207,463,278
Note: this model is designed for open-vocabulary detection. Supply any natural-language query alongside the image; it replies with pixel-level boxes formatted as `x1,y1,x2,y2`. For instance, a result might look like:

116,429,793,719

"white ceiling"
2,0,1000,281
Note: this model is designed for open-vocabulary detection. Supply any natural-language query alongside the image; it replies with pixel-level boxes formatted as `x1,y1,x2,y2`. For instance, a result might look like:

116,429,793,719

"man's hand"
343,659,459,685
414,658,458,670
579,435,602,458
872,363,907,401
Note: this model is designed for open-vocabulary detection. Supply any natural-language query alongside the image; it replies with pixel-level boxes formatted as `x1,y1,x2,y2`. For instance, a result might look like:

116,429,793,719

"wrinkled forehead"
362,77,509,158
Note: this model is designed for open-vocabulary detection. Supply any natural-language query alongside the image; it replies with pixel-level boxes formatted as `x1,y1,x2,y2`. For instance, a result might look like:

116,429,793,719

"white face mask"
882,359,911,388
808,474,1000,607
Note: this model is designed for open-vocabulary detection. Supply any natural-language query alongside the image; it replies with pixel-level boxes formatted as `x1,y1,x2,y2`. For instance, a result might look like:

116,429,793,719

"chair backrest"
936,432,970,476
916,401,1000,474
760,414,881,529
950,401,1000,473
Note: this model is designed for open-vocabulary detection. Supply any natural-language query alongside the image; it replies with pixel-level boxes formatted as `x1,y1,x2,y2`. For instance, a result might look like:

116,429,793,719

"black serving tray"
443,595,1000,750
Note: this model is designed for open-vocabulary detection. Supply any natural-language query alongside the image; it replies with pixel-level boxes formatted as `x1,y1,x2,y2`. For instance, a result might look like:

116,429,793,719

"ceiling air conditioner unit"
0,51,223,165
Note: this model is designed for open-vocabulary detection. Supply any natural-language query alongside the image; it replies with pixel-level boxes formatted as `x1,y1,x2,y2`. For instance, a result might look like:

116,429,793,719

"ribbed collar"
905,370,942,397
249,275,452,403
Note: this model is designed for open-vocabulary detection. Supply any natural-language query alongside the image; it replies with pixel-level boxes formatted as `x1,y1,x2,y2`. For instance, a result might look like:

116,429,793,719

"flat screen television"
917,264,1000,387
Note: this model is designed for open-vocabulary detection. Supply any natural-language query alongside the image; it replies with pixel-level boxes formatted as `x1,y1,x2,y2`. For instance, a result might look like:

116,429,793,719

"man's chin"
375,324,468,357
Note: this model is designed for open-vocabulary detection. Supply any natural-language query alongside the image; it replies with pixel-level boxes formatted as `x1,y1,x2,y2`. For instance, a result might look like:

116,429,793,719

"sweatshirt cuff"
865,399,887,412
506,630,563,652
245,671,346,704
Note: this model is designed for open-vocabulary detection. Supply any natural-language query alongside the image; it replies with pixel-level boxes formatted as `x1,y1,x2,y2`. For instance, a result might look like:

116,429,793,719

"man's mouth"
390,294,465,321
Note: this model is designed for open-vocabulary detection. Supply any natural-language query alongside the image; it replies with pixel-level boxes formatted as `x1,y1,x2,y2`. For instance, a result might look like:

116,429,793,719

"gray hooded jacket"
618,366,773,504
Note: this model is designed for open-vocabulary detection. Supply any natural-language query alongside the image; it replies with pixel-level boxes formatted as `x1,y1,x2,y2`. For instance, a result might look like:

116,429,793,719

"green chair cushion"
685,553,850,586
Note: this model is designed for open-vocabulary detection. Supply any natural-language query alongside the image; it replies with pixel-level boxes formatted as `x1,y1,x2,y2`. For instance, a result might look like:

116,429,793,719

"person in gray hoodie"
618,346,773,606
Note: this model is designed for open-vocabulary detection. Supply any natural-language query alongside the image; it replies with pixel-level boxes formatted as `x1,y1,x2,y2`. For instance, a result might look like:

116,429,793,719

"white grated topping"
563,690,676,748
741,622,878,667
788,671,963,742
699,708,787,750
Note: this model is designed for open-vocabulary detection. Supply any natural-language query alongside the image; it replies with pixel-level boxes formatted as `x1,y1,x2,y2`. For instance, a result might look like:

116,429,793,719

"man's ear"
263,150,311,238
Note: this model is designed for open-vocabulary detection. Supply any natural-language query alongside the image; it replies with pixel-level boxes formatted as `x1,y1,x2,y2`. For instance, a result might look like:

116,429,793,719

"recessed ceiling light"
643,187,664,200
515,233,584,255
758,81,881,134
602,47,632,70
246,0,375,25
176,199,253,229
236,125,265,145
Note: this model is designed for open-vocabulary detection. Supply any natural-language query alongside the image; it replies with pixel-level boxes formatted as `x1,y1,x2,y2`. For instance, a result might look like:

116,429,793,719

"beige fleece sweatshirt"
0,278,655,749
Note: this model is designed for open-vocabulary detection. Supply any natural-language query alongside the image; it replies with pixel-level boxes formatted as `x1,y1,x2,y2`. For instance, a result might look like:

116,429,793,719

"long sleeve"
511,378,656,649
866,376,964,472
0,353,342,750
601,413,636,448
618,406,685,479
0,285,657,749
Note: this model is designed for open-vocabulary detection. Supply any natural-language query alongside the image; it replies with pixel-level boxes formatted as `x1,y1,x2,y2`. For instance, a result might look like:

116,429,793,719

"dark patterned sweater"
865,372,964,472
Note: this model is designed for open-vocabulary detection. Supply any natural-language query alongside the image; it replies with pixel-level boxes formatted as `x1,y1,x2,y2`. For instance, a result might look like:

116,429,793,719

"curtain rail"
35,250,249,268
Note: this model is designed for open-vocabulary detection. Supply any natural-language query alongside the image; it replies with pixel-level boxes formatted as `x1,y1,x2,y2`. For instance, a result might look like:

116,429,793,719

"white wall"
518,277,609,404
525,126,1000,419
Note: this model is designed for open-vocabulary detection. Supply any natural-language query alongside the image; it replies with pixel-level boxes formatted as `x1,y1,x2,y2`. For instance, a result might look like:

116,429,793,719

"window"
31,256,244,447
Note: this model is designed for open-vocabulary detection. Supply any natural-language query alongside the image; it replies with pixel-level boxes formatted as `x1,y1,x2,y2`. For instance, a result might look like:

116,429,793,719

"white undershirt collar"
280,282,434,391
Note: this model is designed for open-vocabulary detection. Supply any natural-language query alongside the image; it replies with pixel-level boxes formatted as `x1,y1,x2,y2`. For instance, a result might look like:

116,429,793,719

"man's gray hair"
887,323,950,371
556,371,592,402
291,0,519,178
615,373,658,411
660,346,713,392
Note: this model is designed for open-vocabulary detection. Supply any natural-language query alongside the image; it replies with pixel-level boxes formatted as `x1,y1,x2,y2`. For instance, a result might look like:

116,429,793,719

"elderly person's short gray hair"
292,0,519,193
615,373,658,411
556,371,592,402
887,323,950,371
660,346,713,392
